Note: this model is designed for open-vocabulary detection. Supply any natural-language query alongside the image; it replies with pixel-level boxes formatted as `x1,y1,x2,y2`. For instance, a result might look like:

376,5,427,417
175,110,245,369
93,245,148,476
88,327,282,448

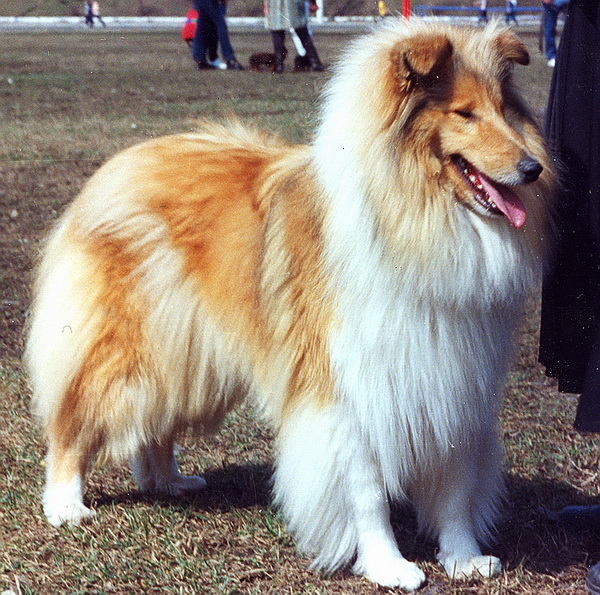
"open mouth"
451,155,527,229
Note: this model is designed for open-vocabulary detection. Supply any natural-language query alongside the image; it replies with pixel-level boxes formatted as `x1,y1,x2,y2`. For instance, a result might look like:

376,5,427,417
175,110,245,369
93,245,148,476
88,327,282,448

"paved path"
0,15,541,33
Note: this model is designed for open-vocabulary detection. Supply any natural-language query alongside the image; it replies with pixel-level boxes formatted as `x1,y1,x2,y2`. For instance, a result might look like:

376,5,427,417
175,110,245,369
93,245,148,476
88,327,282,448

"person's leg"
294,27,324,71
191,2,209,66
588,563,600,595
202,0,241,67
543,4,559,63
478,0,487,22
208,3,228,68
205,18,219,63
271,30,287,73
505,1,517,23
213,0,244,68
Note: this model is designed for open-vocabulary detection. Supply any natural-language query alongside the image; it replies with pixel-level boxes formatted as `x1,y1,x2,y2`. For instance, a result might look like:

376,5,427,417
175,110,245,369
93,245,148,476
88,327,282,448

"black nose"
517,157,543,183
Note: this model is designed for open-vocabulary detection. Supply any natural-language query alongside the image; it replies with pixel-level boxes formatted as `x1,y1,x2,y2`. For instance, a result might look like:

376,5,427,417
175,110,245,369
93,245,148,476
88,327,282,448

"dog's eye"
454,109,474,120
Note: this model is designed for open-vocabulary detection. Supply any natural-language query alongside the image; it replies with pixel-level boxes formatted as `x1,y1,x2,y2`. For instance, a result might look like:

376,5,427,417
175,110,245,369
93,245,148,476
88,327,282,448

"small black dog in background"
249,52,277,72
249,52,312,72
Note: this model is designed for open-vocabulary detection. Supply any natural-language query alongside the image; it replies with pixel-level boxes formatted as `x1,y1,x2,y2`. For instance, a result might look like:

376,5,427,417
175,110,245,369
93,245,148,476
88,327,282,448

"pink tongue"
478,174,527,229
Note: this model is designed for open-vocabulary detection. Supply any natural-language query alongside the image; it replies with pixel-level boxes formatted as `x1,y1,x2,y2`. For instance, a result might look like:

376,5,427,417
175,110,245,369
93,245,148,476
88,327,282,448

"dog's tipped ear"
494,30,529,65
392,34,454,84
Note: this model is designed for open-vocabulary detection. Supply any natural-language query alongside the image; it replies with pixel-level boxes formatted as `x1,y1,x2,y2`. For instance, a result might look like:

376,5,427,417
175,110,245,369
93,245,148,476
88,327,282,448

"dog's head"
387,25,548,229
317,21,553,236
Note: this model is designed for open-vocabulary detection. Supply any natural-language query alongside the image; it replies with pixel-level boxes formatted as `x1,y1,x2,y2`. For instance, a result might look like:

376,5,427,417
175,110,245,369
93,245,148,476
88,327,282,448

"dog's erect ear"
392,34,454,84
494,30,529,65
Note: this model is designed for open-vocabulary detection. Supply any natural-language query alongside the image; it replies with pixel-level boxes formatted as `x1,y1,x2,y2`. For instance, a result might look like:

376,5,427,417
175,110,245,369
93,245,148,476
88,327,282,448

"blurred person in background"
505,0,517,23
192,0,244,70
182,6,226,69
91,1,106,27
84,0,94,27
542,0,570,66
266,0,324,72
477,0,487,23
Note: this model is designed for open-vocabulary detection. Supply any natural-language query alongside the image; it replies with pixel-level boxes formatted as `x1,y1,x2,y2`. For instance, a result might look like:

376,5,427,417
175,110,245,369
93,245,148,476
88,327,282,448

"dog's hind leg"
130,439,206,496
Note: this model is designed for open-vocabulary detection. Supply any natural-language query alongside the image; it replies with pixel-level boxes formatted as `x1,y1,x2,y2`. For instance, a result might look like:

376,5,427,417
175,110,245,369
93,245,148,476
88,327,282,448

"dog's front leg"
413,436,503,581
349,448,425,591
273,404,425,591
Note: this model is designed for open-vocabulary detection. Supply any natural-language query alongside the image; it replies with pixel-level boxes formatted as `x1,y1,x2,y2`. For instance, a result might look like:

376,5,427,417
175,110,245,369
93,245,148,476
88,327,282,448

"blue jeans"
192,0,235,63
543,0,569,61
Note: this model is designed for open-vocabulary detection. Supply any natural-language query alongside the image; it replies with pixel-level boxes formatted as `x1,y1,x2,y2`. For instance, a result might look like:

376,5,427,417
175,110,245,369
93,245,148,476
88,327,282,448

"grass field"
1,27,599,595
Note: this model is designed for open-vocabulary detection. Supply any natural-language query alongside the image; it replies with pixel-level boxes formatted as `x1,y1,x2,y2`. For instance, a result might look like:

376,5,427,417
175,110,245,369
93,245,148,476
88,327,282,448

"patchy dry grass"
1,28,598,594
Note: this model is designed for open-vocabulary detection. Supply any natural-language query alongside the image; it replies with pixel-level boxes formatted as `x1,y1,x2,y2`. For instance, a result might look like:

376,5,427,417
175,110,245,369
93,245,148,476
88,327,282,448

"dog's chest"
328,277,513,411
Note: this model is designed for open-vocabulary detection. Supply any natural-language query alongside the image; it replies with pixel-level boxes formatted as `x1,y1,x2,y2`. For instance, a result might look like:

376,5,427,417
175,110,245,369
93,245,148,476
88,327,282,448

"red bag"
181,9,198,43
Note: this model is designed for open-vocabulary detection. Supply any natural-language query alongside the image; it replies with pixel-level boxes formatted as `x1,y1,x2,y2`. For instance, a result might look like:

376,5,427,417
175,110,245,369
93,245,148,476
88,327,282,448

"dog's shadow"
93,465,600,575
93,462,273,512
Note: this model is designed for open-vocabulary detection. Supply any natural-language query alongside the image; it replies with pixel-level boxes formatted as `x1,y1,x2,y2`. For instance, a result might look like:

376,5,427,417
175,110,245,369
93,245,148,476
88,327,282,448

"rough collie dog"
26,20,552,590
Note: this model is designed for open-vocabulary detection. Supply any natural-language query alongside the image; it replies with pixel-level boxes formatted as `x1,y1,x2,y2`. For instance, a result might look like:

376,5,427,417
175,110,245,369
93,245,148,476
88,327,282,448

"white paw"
441,554,502,580
356,557,426,591
44,501,96,528
153,474,207,496
43,476,94,527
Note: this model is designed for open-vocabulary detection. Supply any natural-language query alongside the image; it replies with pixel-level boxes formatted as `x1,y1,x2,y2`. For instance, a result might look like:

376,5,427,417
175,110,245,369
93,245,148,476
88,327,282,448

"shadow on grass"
93,462,274,512
498,473,600,573
93,464,600,574
390,472,600,574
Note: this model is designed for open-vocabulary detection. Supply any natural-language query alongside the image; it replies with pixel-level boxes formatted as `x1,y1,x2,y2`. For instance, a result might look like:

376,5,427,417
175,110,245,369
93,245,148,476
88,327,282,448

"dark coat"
539,0,600,430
